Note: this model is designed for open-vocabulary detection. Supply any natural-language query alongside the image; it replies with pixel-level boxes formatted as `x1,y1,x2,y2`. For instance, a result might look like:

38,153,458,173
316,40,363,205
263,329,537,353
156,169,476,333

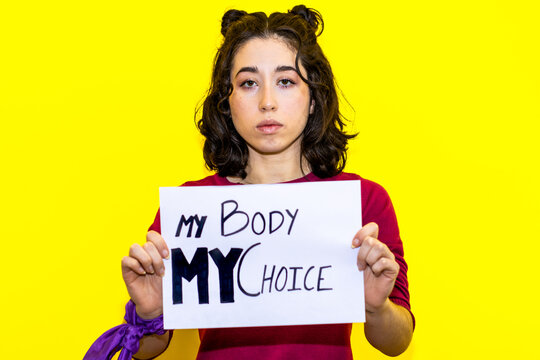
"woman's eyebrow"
235,65,298,78
275,65,298,73
235,66,258,78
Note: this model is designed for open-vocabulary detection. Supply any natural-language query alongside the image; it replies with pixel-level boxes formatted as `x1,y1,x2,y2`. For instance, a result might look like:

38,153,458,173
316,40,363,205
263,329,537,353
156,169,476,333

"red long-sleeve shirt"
149,172,413,359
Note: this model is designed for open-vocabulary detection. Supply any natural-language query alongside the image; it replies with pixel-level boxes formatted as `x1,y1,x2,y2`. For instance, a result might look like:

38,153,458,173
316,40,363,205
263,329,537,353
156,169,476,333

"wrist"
135,304,163,320
84,300,166,359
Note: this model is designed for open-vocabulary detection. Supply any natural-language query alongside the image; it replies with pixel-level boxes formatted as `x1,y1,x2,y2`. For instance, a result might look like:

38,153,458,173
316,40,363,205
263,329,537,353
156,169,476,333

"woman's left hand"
352,222,400,313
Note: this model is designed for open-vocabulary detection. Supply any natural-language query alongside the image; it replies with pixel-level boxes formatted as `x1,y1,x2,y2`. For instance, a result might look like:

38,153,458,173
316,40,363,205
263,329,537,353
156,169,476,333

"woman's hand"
121,231,170,319
351,222,400,314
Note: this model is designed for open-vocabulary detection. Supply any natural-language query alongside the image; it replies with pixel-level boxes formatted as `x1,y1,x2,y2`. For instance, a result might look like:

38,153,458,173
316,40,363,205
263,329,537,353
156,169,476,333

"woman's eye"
278,79,295,87
241,80,257,88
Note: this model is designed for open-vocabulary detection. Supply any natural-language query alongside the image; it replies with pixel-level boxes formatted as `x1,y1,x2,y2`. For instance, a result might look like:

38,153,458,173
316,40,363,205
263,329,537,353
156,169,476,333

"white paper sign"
159,180,364,329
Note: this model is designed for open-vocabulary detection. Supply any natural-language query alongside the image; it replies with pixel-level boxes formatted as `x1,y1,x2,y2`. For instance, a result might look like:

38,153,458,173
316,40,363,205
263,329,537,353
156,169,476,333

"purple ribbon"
83,300,166,360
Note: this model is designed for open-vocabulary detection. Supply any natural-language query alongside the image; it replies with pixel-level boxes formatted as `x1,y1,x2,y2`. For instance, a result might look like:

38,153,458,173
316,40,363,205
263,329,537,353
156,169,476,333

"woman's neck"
230,151,310,185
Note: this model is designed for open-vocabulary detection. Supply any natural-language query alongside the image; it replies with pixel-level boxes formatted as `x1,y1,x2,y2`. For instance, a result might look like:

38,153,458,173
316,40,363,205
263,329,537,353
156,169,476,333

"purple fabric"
84,300,166,360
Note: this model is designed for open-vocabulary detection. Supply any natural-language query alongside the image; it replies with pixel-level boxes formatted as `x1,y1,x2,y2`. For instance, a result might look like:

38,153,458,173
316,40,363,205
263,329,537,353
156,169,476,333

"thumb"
352,222,379,248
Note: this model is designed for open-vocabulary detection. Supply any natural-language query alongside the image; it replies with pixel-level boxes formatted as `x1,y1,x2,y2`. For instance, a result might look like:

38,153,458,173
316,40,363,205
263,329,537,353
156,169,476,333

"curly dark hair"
197,5,356,179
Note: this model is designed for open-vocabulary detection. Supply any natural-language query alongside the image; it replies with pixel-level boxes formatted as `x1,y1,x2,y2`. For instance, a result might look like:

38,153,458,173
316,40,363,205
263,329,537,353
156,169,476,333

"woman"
88,5,414,359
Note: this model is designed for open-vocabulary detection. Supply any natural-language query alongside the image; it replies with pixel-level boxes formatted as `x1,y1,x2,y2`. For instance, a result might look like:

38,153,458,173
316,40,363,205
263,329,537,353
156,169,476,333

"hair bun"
289,5,323,35
221,9,248,36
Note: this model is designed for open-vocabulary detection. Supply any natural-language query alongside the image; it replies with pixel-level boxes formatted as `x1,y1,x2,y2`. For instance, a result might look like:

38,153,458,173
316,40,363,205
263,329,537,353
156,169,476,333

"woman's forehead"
231,37,306,76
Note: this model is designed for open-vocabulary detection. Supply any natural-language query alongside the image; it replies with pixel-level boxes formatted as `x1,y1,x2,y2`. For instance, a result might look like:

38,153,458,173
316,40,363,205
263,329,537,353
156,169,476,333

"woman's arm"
352,222,413,356
133,331,173,360
364,299,413,356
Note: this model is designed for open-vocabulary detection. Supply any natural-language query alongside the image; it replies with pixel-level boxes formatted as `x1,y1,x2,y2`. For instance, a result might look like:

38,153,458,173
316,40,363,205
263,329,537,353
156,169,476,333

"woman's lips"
256,120,283,134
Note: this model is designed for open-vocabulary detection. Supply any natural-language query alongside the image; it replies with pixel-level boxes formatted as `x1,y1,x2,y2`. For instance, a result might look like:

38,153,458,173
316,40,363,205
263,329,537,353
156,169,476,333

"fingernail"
148,265,155,274
162,249,169,259
139,267,146,275
160,268,165,277
352,238,360,248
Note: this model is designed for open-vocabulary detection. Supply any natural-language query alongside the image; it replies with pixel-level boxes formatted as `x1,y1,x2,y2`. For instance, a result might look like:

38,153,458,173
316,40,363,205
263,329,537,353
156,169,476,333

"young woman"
107,5,413,359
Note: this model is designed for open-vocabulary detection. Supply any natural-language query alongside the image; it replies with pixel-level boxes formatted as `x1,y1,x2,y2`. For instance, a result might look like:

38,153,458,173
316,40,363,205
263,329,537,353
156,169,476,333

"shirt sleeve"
361,179,415,329
148,208,161,234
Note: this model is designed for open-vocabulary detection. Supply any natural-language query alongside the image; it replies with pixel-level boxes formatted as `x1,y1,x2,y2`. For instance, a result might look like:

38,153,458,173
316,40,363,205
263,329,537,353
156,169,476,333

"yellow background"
1,1,539,359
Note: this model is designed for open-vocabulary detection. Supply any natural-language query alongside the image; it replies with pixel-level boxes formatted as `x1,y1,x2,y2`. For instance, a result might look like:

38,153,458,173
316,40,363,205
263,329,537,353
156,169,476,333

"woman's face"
228,37,313,158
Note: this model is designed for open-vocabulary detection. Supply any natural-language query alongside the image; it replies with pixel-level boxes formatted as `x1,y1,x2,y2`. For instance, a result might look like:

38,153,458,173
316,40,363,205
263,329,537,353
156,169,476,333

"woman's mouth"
256,120,283,134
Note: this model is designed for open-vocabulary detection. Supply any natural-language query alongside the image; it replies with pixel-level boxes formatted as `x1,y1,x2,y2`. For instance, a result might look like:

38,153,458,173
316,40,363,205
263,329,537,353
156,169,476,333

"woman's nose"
259,84,277,111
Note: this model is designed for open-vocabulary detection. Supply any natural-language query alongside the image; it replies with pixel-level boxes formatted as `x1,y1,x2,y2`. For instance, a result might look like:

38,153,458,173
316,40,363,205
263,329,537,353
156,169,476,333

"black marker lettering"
286,209,299,235
171,247,209,304
237,242,261,297
275,266,288,292
261,265,276,294
317,265,333,291
193,215,207,238
221,200,249,236
288,266,302,291
251,212,266,235
269,211,284,234
304,265,315,291
209,248,243,303
175,215,207,238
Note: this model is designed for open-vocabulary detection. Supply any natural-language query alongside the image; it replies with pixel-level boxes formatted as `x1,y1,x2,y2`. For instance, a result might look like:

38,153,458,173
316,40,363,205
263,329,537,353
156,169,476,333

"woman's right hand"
121,230,170,319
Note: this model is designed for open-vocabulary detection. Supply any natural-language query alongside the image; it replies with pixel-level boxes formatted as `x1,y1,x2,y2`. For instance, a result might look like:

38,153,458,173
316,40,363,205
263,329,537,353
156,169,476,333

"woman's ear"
310,99,315,114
